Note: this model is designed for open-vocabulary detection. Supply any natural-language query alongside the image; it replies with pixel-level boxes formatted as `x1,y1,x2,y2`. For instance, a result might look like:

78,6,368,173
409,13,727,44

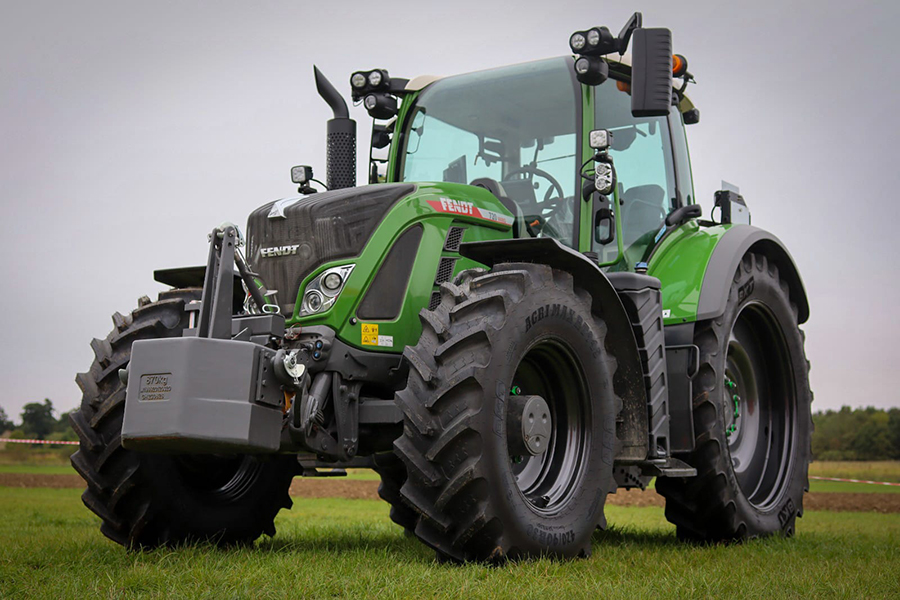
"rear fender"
697,226,809,323
649,223,809,325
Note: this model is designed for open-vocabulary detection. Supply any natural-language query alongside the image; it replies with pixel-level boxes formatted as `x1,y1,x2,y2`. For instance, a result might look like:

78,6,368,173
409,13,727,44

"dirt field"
3,473,898,513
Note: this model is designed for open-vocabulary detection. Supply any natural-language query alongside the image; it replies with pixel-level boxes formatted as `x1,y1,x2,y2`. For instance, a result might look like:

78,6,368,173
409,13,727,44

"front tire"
657,253,812,540
70,290,298,548
394,264,618,561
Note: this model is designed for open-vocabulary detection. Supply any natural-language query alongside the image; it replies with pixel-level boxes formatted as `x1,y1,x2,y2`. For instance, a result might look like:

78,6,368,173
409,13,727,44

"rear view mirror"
631,28,673,117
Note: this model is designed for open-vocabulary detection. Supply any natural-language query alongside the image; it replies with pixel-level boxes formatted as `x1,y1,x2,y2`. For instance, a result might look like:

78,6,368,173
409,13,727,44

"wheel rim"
508,336,591,515
173,454,263,501
725,301,795,510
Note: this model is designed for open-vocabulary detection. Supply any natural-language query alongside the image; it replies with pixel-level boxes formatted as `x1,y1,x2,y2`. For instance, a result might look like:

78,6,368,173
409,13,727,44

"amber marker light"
672,54,688,77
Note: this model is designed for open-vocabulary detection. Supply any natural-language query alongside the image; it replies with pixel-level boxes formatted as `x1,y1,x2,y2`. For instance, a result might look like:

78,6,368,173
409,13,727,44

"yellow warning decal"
361,323,379,346
361,323,393,348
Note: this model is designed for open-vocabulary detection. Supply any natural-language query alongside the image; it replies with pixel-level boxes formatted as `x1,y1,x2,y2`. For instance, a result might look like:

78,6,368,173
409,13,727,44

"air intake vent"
428,291,441,311
357,225,423,321
443,227,466,252
435,257,457,285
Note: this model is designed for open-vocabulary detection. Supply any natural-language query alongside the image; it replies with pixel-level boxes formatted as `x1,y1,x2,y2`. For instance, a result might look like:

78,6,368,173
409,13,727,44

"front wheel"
394,264,618,561
70,290,298,548
657,253,812,540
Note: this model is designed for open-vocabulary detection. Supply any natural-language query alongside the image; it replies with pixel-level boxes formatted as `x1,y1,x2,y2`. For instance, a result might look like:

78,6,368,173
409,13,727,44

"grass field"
809,461,900,483
0,488,897,599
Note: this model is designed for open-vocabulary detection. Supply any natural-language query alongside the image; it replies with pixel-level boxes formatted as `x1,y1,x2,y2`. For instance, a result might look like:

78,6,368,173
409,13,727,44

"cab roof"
404,54,695,113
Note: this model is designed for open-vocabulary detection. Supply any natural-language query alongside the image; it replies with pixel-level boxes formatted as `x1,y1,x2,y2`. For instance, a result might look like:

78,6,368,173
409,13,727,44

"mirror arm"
665,204,702,227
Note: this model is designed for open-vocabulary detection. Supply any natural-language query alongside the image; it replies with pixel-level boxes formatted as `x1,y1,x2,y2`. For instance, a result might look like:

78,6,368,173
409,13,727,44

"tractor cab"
375,51,698,273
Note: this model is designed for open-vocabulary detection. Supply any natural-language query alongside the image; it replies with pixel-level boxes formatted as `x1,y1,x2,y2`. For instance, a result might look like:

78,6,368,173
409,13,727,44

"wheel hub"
724,376,741,438
508,394,552,457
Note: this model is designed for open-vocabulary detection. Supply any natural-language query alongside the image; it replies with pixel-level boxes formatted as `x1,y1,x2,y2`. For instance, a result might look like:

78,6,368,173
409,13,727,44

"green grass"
809,479,900,494
0,464,76,475
1,488,897,599
4,463,900,493
809,460,900,483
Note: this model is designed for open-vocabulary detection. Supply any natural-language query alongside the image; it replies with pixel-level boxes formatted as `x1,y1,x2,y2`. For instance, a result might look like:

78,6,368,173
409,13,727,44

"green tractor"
71,13,811,561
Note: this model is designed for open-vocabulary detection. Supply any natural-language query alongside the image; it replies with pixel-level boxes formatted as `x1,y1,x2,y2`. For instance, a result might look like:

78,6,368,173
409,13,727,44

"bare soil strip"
4,474,899,513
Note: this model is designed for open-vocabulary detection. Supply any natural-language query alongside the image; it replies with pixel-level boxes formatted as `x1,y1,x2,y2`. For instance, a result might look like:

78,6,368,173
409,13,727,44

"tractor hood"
246,183,414,315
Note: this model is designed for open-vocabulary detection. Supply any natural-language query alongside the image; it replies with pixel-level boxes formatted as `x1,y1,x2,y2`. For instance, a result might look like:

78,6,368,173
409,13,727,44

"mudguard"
697,225,809,324
460,237,649,460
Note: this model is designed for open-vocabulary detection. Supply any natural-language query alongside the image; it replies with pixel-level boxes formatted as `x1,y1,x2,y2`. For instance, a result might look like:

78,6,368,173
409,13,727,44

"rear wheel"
70,290,298,548
657,253,811,540
394,263,617,561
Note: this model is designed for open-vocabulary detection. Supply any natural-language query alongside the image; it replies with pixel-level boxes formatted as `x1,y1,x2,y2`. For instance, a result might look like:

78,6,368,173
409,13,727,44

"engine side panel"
268,182,514,353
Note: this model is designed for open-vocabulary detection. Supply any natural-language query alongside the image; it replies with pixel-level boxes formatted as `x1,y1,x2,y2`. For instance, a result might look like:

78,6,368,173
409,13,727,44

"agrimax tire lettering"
525,303,577,332
525,524,576,546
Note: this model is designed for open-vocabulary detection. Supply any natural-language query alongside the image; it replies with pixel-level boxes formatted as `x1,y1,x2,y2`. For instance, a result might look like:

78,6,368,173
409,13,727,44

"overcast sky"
1,0,898,420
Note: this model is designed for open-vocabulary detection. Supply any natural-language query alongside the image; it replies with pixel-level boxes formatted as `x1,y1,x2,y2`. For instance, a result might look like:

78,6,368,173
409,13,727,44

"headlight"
351,72,367,89
323,272,343,291
570,32,586,51
305,291,323,312
575,57,591,75
367,70,382,87
586,28,601,47
299,264,355,317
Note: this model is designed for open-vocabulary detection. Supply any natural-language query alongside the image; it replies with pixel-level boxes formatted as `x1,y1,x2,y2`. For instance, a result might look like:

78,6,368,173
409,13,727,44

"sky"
1,0,899,420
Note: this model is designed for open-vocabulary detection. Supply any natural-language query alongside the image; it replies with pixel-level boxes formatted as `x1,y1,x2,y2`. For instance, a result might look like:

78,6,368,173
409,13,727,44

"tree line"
2,401,899,460
0,399,76,442
813,406,900,461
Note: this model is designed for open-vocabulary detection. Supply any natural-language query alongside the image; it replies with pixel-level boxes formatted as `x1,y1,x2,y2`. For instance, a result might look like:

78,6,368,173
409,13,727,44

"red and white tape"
0,438,79,446
809,475,900,487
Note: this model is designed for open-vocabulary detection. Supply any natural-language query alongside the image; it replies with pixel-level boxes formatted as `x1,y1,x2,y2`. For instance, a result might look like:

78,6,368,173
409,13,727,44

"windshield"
400,57,580,248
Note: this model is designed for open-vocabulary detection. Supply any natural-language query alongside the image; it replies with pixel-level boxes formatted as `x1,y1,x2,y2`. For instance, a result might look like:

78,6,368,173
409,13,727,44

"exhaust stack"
314,66,357,190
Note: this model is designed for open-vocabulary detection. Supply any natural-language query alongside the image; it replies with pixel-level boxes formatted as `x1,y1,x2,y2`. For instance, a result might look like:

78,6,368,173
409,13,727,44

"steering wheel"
501,165,565,201
501,165,567,237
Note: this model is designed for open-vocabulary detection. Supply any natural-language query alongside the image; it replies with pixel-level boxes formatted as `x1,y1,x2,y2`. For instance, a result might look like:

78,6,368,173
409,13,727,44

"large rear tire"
70,289,298,548
394,264,618,561
656,253,812,540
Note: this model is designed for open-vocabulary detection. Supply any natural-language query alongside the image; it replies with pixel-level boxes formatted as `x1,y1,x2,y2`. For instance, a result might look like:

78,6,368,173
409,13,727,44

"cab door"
590,77,684,269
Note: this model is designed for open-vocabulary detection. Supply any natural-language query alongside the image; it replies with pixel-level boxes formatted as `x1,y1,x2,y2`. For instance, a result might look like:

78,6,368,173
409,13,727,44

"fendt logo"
436,197,475,215
261,244,299,258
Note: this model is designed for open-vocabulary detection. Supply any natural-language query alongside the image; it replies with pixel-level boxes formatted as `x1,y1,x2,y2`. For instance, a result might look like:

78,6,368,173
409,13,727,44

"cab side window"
593,80,677,260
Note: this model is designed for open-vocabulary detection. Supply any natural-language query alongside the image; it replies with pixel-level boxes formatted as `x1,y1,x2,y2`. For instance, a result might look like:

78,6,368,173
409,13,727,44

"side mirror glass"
631,28,673,117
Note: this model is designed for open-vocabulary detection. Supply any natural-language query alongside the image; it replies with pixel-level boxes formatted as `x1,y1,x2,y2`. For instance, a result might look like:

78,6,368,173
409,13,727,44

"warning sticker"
361,324,393,347
361,323,379,345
